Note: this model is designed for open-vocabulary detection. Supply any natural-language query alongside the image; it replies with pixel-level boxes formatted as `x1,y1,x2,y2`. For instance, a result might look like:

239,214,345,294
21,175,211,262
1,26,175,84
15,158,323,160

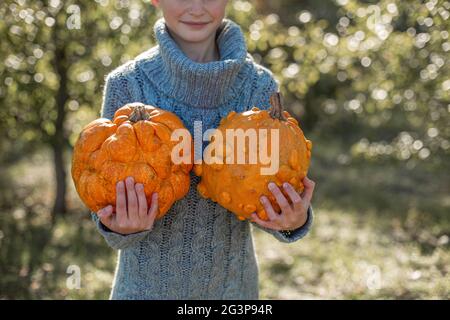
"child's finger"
147,193,159,229
282,182,303,212
251,213,280,231
301,176,316,205
135,183,148,219
98,205,114,229
268,182,290,212
116,181,127,223
125,176,139,221
259,195,279,222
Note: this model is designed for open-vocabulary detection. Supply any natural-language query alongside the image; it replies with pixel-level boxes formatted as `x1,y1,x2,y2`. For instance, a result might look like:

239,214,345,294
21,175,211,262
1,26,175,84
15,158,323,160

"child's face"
152,0,229,43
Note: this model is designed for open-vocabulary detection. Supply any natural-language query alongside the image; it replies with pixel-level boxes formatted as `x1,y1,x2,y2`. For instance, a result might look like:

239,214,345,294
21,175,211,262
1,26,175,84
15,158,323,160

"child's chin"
177,29,216,43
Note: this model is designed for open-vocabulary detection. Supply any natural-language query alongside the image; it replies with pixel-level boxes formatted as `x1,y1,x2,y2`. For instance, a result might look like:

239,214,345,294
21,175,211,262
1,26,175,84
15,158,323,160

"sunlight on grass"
254,208,449,299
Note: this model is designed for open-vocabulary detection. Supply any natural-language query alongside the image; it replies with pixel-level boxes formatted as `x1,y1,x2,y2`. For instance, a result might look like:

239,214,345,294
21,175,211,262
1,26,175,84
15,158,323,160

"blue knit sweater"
93,18,314,300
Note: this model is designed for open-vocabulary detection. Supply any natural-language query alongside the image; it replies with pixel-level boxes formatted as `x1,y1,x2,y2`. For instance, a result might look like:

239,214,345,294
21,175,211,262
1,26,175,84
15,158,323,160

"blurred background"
0,0,449,299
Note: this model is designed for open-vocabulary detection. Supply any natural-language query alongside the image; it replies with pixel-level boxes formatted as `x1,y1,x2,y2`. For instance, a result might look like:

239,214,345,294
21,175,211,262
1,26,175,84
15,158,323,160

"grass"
254,209,449,299
0,140,448,299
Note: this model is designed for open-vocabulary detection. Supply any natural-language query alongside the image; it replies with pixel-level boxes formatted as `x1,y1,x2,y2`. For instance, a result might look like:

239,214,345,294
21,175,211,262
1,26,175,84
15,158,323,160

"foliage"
0,0,158,155
230,0,450,173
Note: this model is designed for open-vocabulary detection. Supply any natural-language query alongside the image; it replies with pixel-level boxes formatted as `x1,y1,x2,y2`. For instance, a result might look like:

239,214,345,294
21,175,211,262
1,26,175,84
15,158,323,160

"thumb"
303,176,315,186
301,176,315,204
303,176,316,190
98,205,114,227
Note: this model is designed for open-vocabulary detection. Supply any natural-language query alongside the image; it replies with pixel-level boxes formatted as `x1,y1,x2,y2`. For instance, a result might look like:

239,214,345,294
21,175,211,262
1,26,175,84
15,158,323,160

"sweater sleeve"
249,67,314,243
250,205,314,243
92,72,150,250
91,212,150,250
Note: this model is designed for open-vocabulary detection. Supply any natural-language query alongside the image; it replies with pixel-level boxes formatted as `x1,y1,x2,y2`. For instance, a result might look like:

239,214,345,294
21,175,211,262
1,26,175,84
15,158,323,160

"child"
93,0,315,299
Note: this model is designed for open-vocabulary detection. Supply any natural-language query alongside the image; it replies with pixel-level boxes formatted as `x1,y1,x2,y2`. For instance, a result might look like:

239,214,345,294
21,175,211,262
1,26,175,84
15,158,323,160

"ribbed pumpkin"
71,102,193,218
194,93,312,221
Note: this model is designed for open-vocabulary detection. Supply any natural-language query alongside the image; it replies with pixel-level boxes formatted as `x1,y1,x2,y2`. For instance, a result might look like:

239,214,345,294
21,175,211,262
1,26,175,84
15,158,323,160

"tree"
0,0,159,216
234,0,450,170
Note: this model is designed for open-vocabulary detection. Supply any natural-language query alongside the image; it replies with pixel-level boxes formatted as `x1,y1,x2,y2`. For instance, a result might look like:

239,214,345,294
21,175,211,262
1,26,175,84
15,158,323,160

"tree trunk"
52,142,67,216
51,26,69,217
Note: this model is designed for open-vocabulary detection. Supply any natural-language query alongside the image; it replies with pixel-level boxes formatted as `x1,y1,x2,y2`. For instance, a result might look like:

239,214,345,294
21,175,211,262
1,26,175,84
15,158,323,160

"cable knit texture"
92,18,314,300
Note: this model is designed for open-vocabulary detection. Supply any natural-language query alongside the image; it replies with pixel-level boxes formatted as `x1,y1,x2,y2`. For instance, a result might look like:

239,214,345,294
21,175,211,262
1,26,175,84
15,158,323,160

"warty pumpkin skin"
194,93,312,221
71,102,193,218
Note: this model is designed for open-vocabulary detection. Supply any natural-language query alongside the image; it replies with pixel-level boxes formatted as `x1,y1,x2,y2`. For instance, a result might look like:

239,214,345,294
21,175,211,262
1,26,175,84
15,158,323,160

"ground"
1,137,448,299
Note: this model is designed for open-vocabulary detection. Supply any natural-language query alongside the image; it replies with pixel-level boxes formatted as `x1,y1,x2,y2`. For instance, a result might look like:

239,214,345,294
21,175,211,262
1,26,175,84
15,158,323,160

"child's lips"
180,21,211,29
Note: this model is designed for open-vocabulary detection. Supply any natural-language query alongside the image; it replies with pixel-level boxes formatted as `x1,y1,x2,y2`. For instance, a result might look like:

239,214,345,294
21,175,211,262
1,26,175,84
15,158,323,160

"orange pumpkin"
71,102,193,218
194,93,312,221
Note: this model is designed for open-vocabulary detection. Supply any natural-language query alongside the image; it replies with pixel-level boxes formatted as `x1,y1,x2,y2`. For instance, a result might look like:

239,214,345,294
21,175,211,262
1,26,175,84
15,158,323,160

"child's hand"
97,176,159,235
251,176,315,231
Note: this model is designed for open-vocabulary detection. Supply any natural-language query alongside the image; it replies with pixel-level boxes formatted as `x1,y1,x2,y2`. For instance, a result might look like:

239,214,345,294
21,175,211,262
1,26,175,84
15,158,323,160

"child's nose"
189,1,205,16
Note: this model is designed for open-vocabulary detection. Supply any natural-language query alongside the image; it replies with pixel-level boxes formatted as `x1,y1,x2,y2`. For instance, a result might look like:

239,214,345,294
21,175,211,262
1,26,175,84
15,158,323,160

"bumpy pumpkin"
71,102,193,218
194,93,312,221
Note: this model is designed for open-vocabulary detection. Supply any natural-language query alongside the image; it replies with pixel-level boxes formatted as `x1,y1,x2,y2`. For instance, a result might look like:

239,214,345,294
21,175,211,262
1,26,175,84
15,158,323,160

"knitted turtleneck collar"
138,18,248,109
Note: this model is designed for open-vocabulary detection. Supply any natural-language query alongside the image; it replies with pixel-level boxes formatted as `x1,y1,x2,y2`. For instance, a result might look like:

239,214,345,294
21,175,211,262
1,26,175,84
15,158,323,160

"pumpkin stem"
269,92,287,121
129,105,150,122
